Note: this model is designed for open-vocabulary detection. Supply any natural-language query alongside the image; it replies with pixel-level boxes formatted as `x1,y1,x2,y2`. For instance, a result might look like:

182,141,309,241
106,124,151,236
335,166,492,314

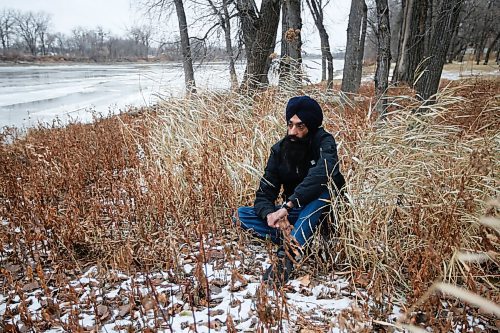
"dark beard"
282,135,310,168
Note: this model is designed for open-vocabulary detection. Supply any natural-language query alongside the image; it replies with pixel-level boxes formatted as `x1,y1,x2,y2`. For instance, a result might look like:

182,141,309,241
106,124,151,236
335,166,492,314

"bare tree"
237,0,281,92
364,0,401,66
389,0,403,61
0,8,16,54
415,0,462,102
474,0,496,65
444,0,499,64
173,0,197,93
306,0,334,87
45,32,57,54
341,0,367,93
36,13,51,56
129,25,152,58
15,11,39,55
279,0,302,86
496,42,500,64
52,32,67,55
483,31,499,65
141,0,196,93
374,0,391,114
71,27,88,57
206,0,239,89
391,0,428,86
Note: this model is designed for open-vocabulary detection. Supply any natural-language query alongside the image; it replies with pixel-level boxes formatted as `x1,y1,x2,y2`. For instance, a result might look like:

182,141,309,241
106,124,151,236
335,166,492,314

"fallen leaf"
3,323,20,333
211,278,227,288
198,319,223,329
116,304,130,318
207,249,225,261
210,285,222,295
297,274,310,287
97,304,110,320
208,309,224,316
226,314,237,333
22,281,40,292
141,296,154,311
209,297,224,307
158,293,169,306
230,299,242,308
168,303,183,316
5,264,21,274
231,270,248,287
354,273,370,288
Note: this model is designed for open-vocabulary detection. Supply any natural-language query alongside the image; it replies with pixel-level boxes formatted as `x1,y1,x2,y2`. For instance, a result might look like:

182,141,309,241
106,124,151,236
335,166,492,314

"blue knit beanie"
285,96,323,131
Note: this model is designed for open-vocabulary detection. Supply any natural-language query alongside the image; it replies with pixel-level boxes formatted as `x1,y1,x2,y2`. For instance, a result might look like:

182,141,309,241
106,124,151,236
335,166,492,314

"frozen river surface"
0,59,344,128
0,62,240,128
1,59,485,129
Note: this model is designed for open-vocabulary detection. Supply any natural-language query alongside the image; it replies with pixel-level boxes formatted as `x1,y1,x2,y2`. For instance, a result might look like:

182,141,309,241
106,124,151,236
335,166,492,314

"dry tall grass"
0,78,498,331
335,80,499,329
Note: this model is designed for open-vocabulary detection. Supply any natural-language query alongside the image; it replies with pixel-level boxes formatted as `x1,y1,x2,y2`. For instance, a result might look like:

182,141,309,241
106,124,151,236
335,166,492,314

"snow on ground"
0,240,375,332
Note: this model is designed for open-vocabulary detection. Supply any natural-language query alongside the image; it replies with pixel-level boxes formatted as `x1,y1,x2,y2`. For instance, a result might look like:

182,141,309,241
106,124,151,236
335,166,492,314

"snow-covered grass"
0,240,366,332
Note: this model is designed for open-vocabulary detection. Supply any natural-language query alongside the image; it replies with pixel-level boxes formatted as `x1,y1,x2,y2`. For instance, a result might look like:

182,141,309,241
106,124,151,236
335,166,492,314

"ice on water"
0,59,346,129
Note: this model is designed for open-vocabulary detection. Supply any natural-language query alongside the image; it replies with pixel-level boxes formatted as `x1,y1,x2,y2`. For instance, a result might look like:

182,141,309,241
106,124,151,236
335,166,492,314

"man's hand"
266,208,289,229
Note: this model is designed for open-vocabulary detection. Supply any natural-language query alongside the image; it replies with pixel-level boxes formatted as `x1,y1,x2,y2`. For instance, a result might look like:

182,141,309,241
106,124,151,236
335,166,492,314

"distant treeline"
0,8,244,62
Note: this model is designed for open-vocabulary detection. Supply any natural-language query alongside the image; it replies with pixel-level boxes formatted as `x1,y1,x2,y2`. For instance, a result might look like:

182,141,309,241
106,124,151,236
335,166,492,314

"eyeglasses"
287,121,307,131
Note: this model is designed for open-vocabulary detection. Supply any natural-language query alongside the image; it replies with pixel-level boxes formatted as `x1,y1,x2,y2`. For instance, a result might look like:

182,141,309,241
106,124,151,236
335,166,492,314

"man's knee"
234,206,255,227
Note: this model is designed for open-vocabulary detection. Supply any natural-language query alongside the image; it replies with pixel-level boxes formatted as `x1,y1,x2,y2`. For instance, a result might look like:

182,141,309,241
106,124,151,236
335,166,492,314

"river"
0,59,345,128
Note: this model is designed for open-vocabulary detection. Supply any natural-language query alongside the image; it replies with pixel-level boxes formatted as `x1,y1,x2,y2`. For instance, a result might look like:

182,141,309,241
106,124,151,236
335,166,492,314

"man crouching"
234,95,345,286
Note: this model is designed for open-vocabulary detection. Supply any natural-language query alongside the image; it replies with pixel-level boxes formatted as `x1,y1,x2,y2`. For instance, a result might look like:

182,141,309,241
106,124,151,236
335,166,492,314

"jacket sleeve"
254,147,281,220
288,134,342,207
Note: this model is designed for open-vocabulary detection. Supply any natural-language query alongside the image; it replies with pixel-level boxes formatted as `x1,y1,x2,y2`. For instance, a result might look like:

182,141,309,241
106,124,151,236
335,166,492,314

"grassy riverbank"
1,78,499,331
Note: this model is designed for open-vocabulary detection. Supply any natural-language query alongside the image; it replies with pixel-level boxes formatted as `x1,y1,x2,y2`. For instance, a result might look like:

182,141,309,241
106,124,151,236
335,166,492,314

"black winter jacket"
254,127,345,220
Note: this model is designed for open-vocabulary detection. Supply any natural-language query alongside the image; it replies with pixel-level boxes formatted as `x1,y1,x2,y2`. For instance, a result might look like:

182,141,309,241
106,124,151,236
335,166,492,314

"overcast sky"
1,0,351,53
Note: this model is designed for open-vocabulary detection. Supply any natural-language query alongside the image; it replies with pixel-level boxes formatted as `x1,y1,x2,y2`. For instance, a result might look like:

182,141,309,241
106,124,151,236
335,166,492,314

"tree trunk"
415,0,462,102
321,54,326,81
391,0,428,85
238,0,281,92
446,14,461,63
207,0,238,89
222,0,238,89
341,0,367,93
475,34,487,65
279,0,302,86
306,0,334,88
173,0,196,94
483,32,500,65
39,31,46,55
390,0,404,62
450,43,466,63
355,3,368,87
423,0,433,58
475,0,495,65
320,26,334,88
374,0,391,114
237,0,257,63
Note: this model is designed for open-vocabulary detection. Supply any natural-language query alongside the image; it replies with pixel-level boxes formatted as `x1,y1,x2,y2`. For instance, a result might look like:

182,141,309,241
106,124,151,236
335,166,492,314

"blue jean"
234,191,330,247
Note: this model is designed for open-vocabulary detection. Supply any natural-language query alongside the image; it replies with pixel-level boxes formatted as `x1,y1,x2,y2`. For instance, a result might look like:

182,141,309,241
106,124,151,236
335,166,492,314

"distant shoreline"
0,54,347,66
0,54,187,66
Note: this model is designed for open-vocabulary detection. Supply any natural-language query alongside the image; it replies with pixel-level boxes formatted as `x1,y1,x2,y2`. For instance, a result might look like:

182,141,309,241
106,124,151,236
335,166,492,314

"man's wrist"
281,202,293,211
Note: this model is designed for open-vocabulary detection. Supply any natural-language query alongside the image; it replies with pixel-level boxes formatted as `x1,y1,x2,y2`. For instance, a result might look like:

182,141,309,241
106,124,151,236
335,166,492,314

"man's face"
287,115,309,140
